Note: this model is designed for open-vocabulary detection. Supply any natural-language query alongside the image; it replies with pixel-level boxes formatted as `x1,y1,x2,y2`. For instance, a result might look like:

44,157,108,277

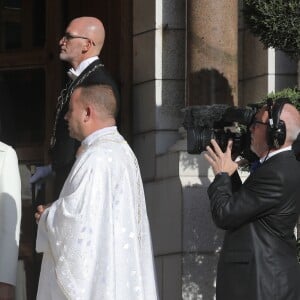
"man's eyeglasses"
251,119,268,128
62,33,95,46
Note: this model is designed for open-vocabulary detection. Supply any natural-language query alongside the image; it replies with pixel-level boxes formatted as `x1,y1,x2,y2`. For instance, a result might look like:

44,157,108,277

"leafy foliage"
243,0,300,60
260,87,300,109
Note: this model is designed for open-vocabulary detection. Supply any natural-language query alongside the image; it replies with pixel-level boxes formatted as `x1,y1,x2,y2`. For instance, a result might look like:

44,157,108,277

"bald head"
280,103,300,145
68,17,105,55
250,101,300,157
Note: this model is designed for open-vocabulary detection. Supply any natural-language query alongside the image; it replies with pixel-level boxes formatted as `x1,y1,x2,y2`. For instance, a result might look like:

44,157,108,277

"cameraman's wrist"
216,172,229,177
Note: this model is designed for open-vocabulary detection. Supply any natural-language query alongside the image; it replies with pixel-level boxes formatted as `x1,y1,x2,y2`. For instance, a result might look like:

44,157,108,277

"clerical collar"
260,145,292,163
67,56,99,80
82,126,118,147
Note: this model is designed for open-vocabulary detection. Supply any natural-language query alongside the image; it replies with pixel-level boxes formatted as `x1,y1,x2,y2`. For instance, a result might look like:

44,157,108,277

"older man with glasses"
204,99,300,300
30,16,119,199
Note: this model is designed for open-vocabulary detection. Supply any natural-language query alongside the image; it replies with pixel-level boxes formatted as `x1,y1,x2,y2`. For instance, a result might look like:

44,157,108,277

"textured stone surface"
133,80,185,133
186,0,239,106
133,0,155,34
182,253,219,300
182,184,224,253
133,31,155,84
144,178,183,255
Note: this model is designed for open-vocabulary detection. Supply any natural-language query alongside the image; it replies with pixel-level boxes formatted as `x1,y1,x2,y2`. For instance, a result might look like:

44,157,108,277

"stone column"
186,0,239,106
177,1,239,299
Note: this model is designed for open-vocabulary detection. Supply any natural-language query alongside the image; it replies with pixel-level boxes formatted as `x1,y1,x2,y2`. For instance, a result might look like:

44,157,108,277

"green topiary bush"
260,87,300,109
243,0,300,60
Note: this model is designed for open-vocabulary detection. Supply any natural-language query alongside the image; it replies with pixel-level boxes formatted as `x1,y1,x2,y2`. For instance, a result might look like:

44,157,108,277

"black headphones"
266,98,291,149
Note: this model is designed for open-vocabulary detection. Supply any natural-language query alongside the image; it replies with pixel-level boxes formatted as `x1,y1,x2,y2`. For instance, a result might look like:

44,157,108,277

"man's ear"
84,107,91,122
82,40,92,53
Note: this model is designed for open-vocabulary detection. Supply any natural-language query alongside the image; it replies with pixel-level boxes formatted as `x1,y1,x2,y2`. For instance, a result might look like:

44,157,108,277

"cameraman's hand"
30,164,52,184
204,139,238,176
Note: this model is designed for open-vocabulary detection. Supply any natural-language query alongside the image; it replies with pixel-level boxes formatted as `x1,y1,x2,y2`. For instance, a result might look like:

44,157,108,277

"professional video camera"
183,104,259,161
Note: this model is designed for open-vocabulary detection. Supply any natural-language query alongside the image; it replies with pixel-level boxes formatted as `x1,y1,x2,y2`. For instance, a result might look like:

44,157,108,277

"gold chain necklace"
50,63,103,148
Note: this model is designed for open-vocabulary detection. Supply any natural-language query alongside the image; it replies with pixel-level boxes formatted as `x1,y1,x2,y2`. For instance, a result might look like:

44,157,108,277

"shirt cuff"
216,172,229,176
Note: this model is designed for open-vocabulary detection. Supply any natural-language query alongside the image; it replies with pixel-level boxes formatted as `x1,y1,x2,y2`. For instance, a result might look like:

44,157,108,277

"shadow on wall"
180,68,234,299
180,152,224,300
187,68,234,106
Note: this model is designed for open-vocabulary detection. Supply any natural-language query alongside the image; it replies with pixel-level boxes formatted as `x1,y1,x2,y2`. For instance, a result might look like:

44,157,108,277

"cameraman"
204,100,300,300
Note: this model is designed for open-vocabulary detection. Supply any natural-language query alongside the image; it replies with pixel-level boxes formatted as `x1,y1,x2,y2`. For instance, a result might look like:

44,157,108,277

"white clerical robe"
36,127,158,300
0,142,21,286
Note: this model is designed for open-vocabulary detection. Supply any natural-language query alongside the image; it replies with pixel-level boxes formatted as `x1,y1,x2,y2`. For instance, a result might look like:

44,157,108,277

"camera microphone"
183,104,229,128
222,106,255,125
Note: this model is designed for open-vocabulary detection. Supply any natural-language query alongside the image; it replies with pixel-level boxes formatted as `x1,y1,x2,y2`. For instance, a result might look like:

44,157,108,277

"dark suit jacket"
50,58,119,196
208,150,300,300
